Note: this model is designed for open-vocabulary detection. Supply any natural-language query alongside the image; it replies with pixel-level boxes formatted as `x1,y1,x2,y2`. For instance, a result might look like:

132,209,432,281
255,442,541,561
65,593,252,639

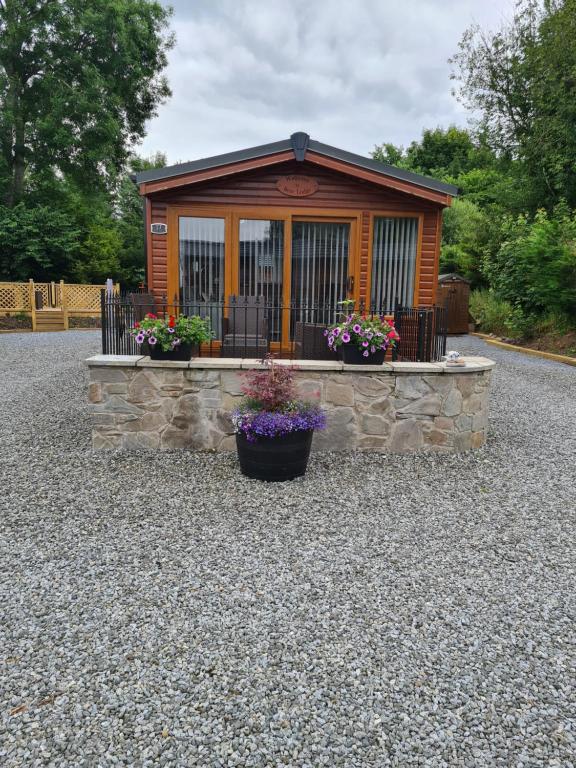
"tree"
0,0,174,206
450,0,576,207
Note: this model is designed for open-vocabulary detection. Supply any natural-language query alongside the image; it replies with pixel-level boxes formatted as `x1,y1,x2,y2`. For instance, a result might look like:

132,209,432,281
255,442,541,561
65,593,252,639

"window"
371,217,419,311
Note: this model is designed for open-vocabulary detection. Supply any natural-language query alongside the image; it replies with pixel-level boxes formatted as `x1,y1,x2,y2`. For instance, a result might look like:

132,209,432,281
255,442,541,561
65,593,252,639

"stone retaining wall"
86,356,494,453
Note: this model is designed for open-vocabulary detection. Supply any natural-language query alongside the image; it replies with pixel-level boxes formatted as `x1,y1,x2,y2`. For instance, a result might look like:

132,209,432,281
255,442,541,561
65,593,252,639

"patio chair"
221,296,269,358
294,321,338,361
129,292,157,323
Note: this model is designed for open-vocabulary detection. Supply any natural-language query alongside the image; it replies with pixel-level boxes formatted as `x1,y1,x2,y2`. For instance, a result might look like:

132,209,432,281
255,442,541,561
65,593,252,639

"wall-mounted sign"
151,222,168,234
276,175,319,197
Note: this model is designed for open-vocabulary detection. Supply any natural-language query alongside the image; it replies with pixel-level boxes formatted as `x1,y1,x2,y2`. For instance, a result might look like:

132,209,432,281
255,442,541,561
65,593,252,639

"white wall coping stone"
86,354,144,367
86,355,495,374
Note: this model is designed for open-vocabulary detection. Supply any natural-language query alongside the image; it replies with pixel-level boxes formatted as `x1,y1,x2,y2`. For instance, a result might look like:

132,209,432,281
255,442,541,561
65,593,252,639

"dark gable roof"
134,132,459,197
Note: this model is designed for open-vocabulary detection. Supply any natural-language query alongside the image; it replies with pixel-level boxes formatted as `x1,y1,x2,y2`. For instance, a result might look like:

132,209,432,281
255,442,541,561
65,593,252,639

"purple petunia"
341,332,350,343
167,327,175,334
353,323,361,333
362,341,369,347
371,345,376,353
135,333,145,344
363,350,369,357
333,327,341,337
148,336,157,346
328,335,335,347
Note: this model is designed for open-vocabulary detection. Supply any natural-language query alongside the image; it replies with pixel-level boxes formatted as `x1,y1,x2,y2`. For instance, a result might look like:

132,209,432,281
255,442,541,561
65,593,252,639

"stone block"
88,382,103,403
122,431,161,450
92,432,122,449
472,411,488,431
434,416,453,430
356,434,389,450
198,388,222,408
220,371,244,395
423,375,453,393
442,388,463,417
184,369,220,384
455,414,473,432
313,425,357,451
122,411,167,432
423,428,449,446
297,379,323,402
354,376,393,398
394,375,431,399
359,414,392,436
464,394,483,414
218,435,237,451
390,419,424,452
170,394,200,429
160,425,191,449
213,409,234,434
106,383,128,395
325,381,354,407
91,413,116,425
454,431,472,451
93,396,144,415
457,375,479,398
471,430,486,448
397,393,441,416
90,366,128,384
127,371,160,404
325,407,355,427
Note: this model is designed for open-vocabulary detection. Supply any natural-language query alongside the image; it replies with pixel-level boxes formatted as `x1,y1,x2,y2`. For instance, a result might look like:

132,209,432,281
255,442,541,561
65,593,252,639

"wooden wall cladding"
146,160,444,306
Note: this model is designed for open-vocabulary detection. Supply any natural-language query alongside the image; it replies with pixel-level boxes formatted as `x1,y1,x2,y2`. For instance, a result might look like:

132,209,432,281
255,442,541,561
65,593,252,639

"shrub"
469,289,516,336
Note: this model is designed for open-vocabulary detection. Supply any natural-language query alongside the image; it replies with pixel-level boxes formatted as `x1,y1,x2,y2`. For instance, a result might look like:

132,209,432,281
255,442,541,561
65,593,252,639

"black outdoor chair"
294,321,338,361
221,296,270,358
129,292,157,323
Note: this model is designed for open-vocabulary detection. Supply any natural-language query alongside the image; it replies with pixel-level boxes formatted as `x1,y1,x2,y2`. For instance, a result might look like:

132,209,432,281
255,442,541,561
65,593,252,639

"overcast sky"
138,0,512,165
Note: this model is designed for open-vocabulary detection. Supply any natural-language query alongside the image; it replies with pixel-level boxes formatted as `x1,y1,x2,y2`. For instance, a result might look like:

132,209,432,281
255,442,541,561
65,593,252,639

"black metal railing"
100,291,447,362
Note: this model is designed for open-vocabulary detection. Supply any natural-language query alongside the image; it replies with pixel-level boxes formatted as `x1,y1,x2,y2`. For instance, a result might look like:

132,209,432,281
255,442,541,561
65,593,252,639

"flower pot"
145,341,196,361
236,430,314,482
340,345,386,365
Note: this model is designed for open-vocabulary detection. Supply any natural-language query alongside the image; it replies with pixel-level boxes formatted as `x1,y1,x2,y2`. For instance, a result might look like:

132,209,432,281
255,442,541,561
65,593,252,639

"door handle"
346,275,355,294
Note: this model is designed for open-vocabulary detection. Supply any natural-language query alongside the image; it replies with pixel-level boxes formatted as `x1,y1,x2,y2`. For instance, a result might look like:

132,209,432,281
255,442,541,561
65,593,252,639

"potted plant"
130,313,213,361
231,357,326,482
325,302,399,365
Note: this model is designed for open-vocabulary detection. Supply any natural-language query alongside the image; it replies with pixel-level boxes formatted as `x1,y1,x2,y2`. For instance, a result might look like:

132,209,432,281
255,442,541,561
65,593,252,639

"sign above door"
276,175,319,197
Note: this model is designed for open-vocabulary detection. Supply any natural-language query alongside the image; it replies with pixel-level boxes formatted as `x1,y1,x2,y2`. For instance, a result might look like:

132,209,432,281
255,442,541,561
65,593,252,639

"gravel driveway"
1,331,575,767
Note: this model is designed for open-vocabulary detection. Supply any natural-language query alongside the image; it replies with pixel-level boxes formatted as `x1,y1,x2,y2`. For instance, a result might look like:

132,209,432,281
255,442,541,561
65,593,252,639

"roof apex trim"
135,133,459,198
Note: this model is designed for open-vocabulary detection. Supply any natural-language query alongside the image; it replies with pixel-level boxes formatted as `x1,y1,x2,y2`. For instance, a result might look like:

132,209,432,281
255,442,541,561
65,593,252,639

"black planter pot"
145,341,196,361
236,430,314,482
340,344,386,365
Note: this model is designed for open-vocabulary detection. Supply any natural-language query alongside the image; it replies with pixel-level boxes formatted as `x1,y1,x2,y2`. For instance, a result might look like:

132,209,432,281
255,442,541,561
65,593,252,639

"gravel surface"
1,331,575,767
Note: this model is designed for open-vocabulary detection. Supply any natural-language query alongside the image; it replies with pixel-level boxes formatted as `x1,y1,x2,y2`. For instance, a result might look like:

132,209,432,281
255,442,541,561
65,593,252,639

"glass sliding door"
179,216,225,336
371,217,419,312
238,219,284,341
291,221,350,331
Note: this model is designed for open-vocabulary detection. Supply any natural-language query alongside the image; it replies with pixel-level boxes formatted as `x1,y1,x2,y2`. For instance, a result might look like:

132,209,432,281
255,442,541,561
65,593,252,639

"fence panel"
100,292,447,363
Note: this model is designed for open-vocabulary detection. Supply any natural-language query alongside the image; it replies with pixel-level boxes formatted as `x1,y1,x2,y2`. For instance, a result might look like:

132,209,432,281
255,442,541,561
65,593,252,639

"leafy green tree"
0,203,81,279
450,0,576,207
0,0,174,206
483,204,576,319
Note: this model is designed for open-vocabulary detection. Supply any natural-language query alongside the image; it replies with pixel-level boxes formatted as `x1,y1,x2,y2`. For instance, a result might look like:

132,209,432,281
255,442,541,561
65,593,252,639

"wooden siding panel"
146,161,443,307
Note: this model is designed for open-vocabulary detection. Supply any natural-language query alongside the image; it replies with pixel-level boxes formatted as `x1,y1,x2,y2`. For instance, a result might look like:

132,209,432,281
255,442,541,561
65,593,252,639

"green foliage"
483,205,576,319
0,203,81,280
0,0,173,205
469,289,517,336
440,198,491,283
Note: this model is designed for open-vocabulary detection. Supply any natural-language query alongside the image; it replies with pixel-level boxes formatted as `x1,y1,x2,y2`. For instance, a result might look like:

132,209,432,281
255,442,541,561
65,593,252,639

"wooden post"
29,279,37,332
60,280,69,330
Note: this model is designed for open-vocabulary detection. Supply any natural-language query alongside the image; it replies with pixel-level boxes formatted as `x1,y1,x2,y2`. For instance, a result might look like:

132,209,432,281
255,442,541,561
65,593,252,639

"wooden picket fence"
0,280,118,331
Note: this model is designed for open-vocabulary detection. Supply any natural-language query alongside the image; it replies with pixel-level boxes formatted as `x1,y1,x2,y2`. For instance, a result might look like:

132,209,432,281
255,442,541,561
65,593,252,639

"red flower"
146,313,157,319
168,315,175,328
134,322,140,328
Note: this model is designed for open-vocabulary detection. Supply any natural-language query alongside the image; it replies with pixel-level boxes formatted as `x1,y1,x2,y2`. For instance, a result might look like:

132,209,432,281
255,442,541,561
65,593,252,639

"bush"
469,289,517,336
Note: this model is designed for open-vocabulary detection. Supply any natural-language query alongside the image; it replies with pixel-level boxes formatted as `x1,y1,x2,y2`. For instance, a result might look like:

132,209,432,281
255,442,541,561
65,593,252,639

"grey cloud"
139,0,512,162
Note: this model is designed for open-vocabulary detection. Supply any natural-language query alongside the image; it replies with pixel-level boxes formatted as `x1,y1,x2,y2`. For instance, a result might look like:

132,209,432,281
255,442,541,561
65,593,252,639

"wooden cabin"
134,132,457,352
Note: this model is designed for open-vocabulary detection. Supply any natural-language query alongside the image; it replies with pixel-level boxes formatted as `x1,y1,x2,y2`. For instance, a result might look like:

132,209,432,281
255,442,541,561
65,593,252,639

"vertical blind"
371,217,419,311
291,222,349,328
179,216,225,336
238,219,284,340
